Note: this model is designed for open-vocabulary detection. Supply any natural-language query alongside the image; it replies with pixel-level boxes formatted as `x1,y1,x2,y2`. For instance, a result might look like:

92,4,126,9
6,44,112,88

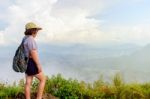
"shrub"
0,73,149,99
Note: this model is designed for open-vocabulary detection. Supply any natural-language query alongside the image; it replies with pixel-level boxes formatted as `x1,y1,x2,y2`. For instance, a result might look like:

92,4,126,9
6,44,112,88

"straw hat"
25,22,42,30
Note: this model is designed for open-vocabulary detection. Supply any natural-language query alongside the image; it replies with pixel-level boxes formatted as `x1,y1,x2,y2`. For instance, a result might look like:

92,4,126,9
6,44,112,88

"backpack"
12,38,29,73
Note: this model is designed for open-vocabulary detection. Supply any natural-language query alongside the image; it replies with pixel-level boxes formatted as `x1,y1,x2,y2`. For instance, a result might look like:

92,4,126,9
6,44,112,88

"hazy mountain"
1,43,149,83
37,43,145,82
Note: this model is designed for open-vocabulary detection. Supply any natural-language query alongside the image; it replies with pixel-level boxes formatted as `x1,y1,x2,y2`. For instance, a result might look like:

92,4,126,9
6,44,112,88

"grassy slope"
0,74,150,99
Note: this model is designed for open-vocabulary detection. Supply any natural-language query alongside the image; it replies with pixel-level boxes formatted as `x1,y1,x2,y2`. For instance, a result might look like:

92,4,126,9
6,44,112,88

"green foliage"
45,74,80,99
140,83,150,99
112,73,125,99
0,84,22,99
0,74,150,99
31,78,39,93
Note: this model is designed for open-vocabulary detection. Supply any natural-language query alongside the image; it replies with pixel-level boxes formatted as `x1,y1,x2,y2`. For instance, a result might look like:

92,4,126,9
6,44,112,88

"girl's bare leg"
25,75,33,99
35,72,46,99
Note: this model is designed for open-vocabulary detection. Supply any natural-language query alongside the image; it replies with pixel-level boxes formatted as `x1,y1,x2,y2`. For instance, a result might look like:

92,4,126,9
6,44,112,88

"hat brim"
26,27,42,30
36,27,42,30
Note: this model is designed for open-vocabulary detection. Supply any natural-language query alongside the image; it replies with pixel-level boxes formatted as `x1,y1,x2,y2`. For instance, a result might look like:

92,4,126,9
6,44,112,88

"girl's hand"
37,65,42,73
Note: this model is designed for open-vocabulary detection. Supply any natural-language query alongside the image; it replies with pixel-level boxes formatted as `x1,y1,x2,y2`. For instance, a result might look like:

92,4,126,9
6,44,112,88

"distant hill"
0,43,150,83
38,43,148,82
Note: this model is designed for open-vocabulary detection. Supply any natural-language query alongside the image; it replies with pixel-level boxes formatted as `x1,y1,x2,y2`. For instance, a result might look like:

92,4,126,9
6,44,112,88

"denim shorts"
25,58,39,76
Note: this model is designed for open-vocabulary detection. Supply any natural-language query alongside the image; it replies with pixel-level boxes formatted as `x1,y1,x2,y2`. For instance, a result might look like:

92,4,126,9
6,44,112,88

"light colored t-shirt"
23,35,38,57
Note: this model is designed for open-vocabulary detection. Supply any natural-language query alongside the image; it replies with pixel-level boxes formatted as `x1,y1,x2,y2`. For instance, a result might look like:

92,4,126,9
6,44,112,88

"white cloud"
105,23,150,45
0,0,150,45
1,0,109,44
0,32,5,45
0,0,58,44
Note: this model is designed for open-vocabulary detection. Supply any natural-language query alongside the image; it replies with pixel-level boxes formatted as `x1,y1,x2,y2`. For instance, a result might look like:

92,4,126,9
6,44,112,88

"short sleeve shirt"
23,36,38,57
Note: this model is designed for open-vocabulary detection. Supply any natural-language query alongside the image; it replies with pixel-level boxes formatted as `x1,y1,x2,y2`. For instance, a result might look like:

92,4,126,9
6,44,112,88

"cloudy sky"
0,0,150,45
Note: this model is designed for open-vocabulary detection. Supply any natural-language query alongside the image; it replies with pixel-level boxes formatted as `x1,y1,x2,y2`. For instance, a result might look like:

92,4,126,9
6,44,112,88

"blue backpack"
12,38,29,73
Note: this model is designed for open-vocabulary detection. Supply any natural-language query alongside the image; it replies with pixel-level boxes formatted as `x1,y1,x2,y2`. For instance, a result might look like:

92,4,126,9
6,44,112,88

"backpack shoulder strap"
21,36,28,45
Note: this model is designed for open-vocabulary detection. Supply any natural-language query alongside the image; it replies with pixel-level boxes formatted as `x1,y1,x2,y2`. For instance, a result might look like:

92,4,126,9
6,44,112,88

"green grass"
0,74,150,99
0,83,23,99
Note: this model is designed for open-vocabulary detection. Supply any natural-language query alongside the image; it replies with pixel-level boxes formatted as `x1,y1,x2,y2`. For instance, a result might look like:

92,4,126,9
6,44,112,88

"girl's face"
32,29,38,38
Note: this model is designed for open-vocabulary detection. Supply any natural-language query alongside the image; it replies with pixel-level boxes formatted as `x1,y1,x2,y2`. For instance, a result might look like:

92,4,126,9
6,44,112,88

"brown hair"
24,28,37,35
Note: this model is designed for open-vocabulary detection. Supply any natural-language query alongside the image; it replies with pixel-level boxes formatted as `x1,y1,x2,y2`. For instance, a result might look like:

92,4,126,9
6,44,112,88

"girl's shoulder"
24,36,35,43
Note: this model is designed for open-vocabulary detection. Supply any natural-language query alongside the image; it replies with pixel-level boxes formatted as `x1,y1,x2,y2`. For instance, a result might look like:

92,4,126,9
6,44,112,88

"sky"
0,0,150,83
0,0,150,45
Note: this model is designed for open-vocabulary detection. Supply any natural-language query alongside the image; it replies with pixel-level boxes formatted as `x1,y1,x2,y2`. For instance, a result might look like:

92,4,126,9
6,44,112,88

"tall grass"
0,83,23,99
0,74,149,99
